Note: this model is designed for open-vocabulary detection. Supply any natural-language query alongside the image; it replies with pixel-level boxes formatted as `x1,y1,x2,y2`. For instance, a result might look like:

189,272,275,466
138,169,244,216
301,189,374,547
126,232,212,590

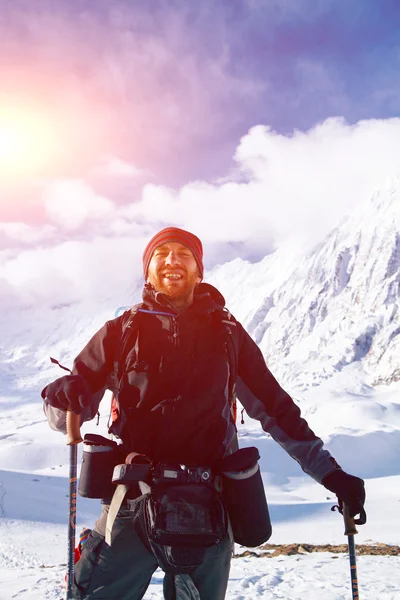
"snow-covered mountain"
210,177,400,391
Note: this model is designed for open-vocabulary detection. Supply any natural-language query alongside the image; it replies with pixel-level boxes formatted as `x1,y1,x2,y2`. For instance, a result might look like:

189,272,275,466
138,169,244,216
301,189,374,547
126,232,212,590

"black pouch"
78,434,124,499
220,446,272,547
145,483,227,574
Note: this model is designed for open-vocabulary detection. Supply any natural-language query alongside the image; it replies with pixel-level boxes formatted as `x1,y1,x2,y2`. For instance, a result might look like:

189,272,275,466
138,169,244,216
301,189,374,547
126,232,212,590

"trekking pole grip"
343,503,358,536
66,410,83,445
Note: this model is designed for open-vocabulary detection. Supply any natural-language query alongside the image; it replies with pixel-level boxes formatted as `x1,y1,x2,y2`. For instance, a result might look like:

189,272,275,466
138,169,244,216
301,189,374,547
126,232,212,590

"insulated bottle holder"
78,434,124,499
221,446,272,547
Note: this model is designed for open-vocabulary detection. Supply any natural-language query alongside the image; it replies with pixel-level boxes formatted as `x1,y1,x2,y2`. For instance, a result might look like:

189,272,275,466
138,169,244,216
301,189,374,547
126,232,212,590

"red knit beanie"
143,227,204,279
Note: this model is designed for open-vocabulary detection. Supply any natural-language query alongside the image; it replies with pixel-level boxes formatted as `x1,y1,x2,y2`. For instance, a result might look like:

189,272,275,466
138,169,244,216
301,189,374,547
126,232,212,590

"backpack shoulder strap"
116,303,143,379
214,307,239,412
107,304,141,393
108,303,142,432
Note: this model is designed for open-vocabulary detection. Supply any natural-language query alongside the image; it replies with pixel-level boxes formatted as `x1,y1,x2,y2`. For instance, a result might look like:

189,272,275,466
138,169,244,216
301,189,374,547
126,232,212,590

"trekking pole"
332,502,366,600
343,503,360,600
66,411,82,600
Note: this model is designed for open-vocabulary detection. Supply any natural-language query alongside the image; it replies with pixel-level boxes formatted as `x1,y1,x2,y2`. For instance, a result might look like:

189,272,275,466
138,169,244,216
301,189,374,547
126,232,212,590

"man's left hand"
323,469,366,519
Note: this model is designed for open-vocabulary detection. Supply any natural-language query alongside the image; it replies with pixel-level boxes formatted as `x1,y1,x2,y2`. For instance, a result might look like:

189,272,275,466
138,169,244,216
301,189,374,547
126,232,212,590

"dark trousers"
73,499,232,599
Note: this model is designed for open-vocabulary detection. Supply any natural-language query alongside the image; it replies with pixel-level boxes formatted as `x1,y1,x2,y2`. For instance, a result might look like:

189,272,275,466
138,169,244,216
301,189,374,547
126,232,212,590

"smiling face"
146,242,202,310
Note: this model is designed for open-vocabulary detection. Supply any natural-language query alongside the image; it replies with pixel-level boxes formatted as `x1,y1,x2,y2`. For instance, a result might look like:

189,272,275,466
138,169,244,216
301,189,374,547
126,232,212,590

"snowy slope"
0,397,399,599
1,180,400,598
210,177,400,391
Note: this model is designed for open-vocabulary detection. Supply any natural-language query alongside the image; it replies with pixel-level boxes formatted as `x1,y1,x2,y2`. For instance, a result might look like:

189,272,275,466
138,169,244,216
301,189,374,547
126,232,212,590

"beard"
148,268,200,302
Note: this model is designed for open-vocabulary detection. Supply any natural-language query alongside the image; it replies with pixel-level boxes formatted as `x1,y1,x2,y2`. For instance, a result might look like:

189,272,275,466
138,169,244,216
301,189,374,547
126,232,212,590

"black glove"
323,469,366,519
41,374,92,414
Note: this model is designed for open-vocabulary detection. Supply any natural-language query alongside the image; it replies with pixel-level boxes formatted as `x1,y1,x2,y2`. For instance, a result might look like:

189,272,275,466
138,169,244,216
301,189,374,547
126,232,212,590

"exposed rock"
234,543,400,558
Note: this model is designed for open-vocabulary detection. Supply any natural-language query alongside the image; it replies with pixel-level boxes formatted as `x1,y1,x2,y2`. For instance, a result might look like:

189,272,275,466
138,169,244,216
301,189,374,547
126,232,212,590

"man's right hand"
41,374,92,414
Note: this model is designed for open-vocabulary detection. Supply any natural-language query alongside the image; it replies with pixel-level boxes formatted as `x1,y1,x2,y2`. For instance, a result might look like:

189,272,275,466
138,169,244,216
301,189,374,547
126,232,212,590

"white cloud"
0,222,56,247
2,116,400,310
93,156,147,178
233,117,400,246
121,117,400,262
43,179,115,230
0,236,146,310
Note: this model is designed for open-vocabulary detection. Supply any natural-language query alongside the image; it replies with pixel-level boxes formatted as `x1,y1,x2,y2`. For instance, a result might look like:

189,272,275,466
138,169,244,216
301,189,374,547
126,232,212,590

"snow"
0,400,399,599
1,183,400,598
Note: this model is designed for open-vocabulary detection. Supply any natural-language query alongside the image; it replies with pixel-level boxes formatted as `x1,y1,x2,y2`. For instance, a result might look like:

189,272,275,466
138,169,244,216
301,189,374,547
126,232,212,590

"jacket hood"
142,282,226,313
194,282,226,307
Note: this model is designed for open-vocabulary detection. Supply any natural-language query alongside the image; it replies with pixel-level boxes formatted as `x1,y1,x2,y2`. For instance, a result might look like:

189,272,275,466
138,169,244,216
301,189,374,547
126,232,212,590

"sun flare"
0,106,58,179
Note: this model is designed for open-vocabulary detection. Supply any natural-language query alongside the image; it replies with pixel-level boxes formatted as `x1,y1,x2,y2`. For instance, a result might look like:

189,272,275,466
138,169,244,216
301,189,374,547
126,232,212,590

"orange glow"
0,105,59,180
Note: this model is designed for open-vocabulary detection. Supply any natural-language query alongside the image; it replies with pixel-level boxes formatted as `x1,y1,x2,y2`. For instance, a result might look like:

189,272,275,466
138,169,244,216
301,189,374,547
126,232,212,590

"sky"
1,0,400,311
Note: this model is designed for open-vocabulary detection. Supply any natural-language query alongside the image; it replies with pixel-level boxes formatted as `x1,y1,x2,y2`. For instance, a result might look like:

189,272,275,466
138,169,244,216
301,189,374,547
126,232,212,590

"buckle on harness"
112,462,152,485
152,463,213,486
111,452,152,485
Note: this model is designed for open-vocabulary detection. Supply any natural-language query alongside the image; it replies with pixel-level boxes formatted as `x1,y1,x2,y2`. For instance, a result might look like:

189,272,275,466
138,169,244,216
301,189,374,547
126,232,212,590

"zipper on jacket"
172,316,179,347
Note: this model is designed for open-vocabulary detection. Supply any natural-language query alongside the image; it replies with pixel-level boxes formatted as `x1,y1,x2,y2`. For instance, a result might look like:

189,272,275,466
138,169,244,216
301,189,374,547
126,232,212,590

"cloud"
94,157,146,178
245,0,334,20
43,180,115,230
120,116,400,261
0,236,145,311
2,116,400,312
233,117,400,245
0,222,55,248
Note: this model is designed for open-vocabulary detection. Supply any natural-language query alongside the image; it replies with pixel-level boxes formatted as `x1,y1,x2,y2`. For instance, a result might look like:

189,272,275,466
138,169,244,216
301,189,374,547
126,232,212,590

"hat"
142,227,203,278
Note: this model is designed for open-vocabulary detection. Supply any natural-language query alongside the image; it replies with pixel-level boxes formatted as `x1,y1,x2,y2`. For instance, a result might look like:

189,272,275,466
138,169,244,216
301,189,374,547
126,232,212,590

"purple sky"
2,0,400,190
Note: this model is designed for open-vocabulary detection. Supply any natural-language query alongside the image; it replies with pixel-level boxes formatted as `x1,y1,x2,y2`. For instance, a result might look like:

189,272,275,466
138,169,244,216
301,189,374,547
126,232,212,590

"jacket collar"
142,282,226,316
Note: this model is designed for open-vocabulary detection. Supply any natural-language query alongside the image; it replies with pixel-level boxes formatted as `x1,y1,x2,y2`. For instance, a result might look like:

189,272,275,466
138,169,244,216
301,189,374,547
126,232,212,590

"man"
43,227,366,600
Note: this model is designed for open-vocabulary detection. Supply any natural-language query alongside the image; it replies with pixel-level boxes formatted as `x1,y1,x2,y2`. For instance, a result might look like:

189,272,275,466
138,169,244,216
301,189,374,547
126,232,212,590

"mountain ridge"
209,179,400,392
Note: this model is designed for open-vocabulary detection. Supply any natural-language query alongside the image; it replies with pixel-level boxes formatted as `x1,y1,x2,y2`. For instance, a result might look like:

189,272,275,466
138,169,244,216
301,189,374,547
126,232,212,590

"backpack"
108,304,239,433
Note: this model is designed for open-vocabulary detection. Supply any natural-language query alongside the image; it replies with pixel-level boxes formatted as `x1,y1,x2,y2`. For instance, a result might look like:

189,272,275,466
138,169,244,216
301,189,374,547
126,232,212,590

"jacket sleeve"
43,319,120,434
235,321,339,483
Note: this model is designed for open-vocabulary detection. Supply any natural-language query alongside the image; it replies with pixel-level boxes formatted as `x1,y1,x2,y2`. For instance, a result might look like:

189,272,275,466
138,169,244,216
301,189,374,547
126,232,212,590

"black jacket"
44,283,338,480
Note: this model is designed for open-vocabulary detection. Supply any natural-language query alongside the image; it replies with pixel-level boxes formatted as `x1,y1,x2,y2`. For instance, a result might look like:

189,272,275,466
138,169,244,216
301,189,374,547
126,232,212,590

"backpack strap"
116,304,142,382
108,304,142,433
214,307,239,421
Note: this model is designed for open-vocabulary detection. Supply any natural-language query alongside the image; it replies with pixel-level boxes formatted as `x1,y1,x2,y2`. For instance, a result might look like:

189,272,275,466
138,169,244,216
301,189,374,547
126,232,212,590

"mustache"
159,268,186,275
